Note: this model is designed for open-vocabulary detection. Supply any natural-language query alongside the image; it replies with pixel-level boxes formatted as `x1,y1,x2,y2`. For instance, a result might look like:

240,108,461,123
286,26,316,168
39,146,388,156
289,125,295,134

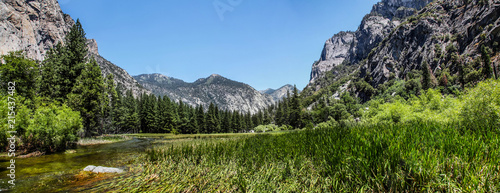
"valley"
1,0,500,192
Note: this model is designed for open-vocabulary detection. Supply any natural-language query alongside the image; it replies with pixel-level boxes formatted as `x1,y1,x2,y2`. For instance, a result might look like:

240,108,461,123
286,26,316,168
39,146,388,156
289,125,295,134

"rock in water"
83,165,124,174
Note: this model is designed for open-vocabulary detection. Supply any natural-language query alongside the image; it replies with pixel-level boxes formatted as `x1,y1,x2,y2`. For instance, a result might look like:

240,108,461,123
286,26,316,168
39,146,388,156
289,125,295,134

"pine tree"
123,90,140,133
67,59,104,137
221,110,232,133
422,61,432,90
232,111,242,133
186,108,198,134
289,85,302,129
40,19,88,101
481,45,493,79
196,105,206,133
157,96,169,132
104,74,119,133
39,43,67,100
177,101,189,134
206,103,220,133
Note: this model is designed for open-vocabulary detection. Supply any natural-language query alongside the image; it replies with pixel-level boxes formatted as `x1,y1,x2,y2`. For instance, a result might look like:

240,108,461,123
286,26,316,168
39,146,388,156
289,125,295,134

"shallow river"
0,137,155,192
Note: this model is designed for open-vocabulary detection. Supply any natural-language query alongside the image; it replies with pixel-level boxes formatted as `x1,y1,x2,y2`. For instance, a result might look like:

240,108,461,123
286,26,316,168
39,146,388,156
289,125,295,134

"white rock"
83,165,124,174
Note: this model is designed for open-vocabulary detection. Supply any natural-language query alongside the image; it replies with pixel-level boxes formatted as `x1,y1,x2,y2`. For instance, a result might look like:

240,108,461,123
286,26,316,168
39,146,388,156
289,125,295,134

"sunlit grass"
94,121,500,192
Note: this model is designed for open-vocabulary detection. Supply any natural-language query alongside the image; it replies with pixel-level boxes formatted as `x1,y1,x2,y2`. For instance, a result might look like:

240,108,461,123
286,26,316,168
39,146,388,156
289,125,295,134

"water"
0,137,155,192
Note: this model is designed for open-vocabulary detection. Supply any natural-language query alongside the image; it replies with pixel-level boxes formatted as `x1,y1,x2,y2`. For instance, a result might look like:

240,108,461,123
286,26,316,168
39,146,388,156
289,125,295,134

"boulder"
83,165,124,174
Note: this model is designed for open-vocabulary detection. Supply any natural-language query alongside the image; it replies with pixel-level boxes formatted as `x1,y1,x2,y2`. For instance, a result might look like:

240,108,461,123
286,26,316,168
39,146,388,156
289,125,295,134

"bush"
315,118,338,130
253,124,279,133
460,79,500,131
0,96,83,153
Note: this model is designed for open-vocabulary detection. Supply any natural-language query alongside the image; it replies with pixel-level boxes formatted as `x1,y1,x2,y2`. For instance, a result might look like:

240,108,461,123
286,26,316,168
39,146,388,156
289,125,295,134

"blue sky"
59,0,379,91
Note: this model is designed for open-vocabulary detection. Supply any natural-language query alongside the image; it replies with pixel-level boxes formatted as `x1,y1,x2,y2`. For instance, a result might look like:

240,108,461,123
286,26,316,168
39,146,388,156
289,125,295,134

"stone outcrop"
83,165,124,174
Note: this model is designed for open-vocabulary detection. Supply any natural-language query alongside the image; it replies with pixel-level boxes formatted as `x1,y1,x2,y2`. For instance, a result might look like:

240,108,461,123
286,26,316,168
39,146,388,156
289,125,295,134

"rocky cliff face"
260,84,298,102
0,0,150,97
135,73,274,114
308,0,433,91
365,0,500,86
310,31,354,83
304,0,499,105
0,0,73,61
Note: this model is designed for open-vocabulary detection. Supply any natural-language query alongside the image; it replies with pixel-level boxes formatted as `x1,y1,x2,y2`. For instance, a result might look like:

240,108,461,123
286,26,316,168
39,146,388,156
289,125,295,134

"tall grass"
96,80,500,192
99,121,500,192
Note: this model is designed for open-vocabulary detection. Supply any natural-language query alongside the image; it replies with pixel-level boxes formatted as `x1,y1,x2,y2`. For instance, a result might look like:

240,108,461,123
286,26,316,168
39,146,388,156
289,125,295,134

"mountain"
260,84,298,102
0,0,150,97
364,0,500,86
134,73,274,114
308,0,433,91
304,0,500,104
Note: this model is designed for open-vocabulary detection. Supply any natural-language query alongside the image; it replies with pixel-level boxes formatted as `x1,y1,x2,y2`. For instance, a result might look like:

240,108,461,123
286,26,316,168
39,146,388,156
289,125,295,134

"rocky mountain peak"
307,0,433,91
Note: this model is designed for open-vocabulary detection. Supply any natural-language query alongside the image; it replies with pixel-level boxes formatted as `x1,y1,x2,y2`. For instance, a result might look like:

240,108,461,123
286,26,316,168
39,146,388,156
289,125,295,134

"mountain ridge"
260,84,299,102
134,73,275,114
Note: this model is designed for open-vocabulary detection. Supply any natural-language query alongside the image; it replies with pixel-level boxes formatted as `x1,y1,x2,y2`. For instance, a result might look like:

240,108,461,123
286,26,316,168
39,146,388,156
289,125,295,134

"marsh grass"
96,122,500,192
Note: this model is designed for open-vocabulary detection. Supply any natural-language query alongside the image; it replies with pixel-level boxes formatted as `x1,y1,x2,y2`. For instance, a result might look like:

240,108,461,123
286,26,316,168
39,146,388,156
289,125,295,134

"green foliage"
354,79,376,100
0,95,82,153
23,100,82,152
253,124,280,133
460,79,500,131
365,79,500,130
0,51,39,100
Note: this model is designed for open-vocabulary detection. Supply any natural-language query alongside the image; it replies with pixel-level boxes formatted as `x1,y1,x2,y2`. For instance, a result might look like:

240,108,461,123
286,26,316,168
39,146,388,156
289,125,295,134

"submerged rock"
83,165,124,174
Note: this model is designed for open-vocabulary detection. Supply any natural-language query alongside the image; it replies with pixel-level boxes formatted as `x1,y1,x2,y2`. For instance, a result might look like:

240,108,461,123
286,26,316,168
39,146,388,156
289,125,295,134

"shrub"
0,96,83,153
253,124,279,133
460,79,500,131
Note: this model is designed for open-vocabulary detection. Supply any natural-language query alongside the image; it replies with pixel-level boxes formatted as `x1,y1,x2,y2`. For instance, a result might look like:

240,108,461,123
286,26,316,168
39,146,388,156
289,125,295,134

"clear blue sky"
59,0,379,91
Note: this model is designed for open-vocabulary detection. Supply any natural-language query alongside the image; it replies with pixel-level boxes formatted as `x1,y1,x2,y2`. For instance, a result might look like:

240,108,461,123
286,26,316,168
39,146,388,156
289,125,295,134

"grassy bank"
77,134,132,146
94,122,499,192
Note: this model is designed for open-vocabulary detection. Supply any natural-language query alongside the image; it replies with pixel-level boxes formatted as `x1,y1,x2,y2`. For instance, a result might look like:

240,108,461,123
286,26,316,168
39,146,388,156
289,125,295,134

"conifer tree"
67,59,104,137
187,108,198,134
481,45,493,79
40,19,88,101
422,61,432,90
207,103,220,133
196,105,206,133
157,96,169,132
123,90,140,133
104,74,119,133
177,101,189,134
289,85,302,128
